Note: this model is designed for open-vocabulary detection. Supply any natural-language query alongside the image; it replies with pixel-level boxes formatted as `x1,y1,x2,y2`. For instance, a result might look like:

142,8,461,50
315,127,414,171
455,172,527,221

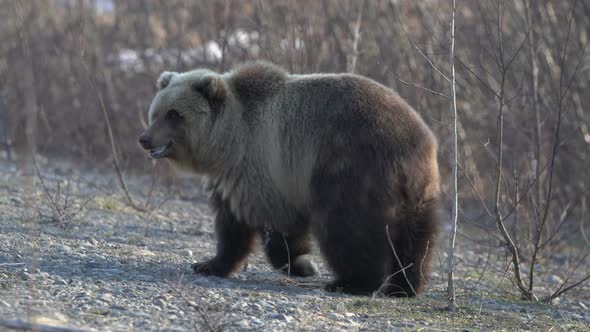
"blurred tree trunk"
347,0,364,73
0,96,11,161
523,0,543,211
14,1,38,173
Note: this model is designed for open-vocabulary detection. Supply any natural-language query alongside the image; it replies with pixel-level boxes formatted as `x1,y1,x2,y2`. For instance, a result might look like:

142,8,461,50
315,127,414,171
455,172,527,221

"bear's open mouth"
149,142,173,159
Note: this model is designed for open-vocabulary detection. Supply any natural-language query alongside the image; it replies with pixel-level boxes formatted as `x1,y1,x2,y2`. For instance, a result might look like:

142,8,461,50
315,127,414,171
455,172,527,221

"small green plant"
345,298,385,313
97,197,120,211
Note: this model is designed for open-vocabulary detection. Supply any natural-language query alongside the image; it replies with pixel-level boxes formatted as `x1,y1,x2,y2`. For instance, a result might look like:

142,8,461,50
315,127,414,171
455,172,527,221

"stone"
234,319,250,328
53,278,68,285
98,293,114,303
88,307,110,315
329,313,343,320
269,313,293,322
154,298,167,308
548,275,564,285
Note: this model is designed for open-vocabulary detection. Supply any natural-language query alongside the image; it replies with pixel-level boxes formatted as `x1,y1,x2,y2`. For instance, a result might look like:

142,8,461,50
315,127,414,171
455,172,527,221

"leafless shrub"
457,0,588,302
31,153,90,225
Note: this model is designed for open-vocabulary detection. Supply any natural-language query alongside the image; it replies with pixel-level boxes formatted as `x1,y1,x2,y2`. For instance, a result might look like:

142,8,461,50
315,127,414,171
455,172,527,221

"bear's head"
139,69,237,174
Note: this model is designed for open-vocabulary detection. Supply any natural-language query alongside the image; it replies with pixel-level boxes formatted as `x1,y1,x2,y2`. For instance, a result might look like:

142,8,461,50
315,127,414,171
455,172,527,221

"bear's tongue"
149,142,171,158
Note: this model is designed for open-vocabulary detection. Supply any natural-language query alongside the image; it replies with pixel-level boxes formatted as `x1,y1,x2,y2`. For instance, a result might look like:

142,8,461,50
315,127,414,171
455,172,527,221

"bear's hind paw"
279,256,318,277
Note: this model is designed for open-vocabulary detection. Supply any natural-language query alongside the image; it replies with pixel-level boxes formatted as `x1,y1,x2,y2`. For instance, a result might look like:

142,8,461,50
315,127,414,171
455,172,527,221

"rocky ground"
0,158,589,331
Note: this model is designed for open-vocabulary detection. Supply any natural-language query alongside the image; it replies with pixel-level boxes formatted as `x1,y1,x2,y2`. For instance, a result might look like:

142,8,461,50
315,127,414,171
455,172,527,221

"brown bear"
139,61,440,297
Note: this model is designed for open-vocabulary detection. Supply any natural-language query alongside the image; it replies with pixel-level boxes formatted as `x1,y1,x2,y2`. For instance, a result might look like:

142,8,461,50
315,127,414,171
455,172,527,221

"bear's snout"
138,134,152,149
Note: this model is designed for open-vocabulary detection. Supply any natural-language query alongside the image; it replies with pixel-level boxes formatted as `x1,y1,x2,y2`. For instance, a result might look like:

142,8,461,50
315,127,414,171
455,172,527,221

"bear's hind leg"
314,211,390,295
310,173,391,295
262,225,318,277
385,200,438,297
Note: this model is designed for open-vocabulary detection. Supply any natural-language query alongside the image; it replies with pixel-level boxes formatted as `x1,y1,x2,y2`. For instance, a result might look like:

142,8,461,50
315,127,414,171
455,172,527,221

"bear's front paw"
191,259,229,277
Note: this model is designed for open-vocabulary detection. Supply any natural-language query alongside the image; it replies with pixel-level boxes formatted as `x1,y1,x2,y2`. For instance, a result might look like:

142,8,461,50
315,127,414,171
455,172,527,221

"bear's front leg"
192,194,256,277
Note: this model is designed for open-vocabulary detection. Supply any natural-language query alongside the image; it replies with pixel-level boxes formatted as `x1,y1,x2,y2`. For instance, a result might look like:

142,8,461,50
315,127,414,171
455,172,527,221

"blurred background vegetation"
0,0,588,248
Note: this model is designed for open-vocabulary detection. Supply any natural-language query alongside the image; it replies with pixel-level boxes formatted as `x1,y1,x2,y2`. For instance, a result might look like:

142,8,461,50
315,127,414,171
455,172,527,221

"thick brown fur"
140,61,440,297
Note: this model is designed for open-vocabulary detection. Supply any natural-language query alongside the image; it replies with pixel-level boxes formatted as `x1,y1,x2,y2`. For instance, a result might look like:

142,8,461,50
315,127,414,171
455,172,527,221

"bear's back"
277,73,435,160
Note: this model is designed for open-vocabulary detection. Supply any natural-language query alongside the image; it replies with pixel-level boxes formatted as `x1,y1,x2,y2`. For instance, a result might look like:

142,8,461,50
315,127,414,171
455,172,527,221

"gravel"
0,159,589,331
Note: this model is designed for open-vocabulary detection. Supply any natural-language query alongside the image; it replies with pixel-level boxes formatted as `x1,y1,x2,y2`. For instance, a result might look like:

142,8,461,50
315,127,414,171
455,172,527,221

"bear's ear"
157,71,177,90
192,75,227,105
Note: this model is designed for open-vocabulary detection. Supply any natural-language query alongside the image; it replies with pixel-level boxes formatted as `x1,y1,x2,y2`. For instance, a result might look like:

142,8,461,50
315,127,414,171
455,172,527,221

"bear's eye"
165,110,182,122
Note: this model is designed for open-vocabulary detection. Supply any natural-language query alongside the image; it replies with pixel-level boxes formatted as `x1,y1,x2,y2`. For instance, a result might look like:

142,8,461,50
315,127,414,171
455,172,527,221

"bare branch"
391,74,450,99
543,249,590,302
386,224,417,297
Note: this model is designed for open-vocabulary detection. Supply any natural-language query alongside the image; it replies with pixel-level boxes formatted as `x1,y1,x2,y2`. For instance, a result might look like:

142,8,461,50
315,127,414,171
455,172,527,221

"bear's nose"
138,135,152,149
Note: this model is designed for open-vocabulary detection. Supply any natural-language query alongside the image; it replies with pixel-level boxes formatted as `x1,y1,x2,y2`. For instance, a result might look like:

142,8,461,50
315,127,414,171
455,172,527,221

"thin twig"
539,202,575,249
81,62,146,212
385,224,417,297
376,263,414,298
0,262,26,267
144,161,159,210
469,230,493,292
543,249,590,302
419,241,430,283
384,225,441,309
281,233,291,277
391,74,450,99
